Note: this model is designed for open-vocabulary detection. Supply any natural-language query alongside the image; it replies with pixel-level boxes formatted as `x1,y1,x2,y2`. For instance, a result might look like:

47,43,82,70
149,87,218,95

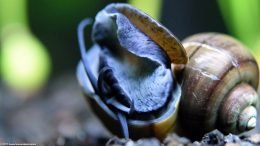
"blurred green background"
2,0,259,94
0,0,260,144
1,0,127,94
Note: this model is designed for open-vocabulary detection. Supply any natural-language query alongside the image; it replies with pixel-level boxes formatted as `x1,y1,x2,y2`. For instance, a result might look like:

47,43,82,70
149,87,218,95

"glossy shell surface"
177,33,259,139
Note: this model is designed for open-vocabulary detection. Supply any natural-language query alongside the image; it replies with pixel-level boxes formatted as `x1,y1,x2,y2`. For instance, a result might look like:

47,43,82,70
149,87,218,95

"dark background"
28,0,227,77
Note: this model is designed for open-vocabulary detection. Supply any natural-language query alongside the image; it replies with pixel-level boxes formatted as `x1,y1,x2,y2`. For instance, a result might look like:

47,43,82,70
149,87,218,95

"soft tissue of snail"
76,3,259,140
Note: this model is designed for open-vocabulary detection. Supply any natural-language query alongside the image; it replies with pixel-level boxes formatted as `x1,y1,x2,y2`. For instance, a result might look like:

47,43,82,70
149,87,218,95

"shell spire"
219,83,258,133
177,33,259,139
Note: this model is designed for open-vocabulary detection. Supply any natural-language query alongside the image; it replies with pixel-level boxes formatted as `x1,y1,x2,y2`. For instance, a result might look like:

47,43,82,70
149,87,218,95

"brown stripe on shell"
206,59,258,133
198,34,259,132
113,4,188,64
179,43,235,136
179,33,259,139
183,33,216,59
175,34,216,80
183,33,256,66
203,33,256,64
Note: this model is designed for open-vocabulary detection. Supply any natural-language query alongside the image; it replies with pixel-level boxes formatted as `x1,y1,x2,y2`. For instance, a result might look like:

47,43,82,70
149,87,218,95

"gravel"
0,73,260,146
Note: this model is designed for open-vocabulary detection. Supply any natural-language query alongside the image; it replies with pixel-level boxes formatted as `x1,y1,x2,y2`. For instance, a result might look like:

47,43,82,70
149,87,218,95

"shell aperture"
76,3,184,139
92,4,174,114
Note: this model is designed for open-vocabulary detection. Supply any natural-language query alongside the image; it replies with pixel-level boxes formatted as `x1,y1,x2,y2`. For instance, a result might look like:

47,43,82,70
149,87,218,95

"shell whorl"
219,83,258,133
178,33,259,138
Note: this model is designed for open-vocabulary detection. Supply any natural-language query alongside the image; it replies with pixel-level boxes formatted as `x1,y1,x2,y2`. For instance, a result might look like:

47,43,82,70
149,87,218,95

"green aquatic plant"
128,0,162,21
218,0,260,52
0,0,51,94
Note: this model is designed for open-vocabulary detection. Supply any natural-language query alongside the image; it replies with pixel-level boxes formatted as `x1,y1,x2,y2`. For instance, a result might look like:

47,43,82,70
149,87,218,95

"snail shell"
77,3,187,140
177,33,259,139
76,3,259,140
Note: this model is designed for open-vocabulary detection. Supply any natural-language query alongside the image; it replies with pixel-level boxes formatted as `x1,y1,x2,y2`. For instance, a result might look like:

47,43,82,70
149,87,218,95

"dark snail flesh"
76,3,259,140
76,3,187,140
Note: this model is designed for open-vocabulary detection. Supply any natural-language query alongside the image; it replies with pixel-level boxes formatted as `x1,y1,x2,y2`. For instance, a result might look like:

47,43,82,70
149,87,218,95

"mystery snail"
76,3,259,140
176,33,259,139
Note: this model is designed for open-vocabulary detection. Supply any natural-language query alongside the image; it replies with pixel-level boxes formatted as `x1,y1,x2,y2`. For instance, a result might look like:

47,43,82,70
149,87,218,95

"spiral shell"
76,3,259,140
177,33,259,139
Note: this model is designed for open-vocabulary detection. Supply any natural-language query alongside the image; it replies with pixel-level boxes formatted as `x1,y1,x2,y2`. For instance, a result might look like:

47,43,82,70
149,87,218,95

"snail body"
76,3,259,140
77,3,186,140
78,59,181,139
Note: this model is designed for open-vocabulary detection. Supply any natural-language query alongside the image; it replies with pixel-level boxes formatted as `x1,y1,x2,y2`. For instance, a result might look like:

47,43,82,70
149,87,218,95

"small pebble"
243,134,260,145
201,130,225,145
164,133,191,146
106,137,160,146
224,134,241,143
